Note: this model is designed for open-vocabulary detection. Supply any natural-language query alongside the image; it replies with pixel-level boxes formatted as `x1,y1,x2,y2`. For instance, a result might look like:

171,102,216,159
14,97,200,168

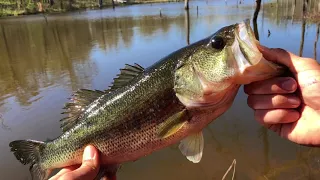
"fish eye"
210,36,225,50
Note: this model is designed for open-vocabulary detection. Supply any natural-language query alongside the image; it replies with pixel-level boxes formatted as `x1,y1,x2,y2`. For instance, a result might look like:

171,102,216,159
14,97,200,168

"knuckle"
247,95,256,109
254,110,266,124
243,84,251,94
82,161,97,171
271,48,287,55
59,173,74,180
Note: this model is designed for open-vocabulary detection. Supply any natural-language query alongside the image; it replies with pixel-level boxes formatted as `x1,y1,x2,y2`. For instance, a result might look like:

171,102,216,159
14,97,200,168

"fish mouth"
231,20,284,84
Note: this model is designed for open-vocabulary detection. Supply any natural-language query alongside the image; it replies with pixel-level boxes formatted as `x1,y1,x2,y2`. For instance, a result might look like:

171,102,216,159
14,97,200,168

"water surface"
1,0,320,179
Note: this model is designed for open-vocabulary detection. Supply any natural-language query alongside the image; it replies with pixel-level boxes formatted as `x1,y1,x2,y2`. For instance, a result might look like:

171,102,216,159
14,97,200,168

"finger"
62,145,100,180
247,94,301,110
244,77,297,95
52,165,79,178
258,45,320,73
100,175,117,180
254,109,300,124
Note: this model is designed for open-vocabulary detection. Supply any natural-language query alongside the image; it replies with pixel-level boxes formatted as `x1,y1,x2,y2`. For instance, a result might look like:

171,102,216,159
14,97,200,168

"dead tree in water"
112,0,115,9
98,0,103,8
184,0,189,10
253,0,261,40
184,10,190,45
49,0,54,6
303,0,309,16
68,0,73,10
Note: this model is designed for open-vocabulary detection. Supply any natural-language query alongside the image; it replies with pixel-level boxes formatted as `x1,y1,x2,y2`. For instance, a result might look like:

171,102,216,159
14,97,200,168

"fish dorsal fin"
109,63,144,90
60,63,144,132
179,131,204,163
60,89,104,132
157,109,189,139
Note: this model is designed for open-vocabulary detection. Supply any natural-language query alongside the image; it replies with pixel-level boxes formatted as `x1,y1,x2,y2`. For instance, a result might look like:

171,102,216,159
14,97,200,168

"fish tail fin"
9,140,50,180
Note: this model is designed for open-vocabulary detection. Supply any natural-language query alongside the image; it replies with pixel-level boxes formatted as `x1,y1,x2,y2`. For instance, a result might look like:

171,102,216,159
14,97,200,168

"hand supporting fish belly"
9,20,284,180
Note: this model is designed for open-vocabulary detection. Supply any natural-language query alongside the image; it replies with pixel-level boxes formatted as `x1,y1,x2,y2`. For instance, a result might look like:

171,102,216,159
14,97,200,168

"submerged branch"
222,159,236,180
0,113,11,131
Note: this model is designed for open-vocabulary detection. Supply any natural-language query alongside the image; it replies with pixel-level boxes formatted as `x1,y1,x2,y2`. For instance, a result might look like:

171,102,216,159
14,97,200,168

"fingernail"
257,44,269,52
281,79,296,91
83,146,95,161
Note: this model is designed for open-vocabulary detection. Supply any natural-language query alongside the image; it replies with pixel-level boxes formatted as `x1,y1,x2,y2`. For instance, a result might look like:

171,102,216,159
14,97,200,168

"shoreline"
0,0,182,17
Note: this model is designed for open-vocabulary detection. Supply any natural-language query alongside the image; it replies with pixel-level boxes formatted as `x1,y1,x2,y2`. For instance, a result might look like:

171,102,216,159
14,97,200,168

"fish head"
174,20,284,108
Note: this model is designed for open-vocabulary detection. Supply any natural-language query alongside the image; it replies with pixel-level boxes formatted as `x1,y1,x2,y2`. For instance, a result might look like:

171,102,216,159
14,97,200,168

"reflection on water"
300,18,307,56
1,0,320,179
315,24,320,60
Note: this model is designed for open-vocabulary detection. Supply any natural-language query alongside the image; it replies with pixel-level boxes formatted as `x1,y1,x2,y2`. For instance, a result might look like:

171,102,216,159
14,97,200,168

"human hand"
244,45,320,146
49,145,116,180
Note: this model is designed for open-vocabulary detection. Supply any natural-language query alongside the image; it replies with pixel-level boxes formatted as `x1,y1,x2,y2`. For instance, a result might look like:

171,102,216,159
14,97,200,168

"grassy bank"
0,0,181,17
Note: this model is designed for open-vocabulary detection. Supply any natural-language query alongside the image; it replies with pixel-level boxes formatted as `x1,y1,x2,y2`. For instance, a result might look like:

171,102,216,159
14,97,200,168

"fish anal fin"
179,131,204,163
30,163,51,180
157,109,189,139
109,63,144,90
61,89,104,132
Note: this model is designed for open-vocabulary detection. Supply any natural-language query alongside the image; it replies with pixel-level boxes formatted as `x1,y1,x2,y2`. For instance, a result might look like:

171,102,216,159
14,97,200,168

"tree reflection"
299,19,306,57
258,127,270,175
314,24,320,60
0,15,187,107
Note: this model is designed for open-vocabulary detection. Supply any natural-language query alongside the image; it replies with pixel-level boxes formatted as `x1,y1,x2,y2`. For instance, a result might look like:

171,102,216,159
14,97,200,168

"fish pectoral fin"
157,109,188,139
109,63,145,90
179,131,204,163
61,89,105,132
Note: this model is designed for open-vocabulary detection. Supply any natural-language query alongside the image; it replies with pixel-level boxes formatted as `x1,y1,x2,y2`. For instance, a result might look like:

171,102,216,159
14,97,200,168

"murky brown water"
1,0,320,179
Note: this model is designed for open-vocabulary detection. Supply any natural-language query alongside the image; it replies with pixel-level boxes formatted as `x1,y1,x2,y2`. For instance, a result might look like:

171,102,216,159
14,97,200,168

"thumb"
258,44,320,73
70,145,100,180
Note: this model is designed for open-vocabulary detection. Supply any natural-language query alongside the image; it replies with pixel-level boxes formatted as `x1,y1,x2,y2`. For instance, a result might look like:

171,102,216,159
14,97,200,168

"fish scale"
9,21,284,180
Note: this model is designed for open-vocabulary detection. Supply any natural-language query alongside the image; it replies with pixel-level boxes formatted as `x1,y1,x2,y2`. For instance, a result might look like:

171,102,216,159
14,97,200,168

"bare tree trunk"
184,10,190,45
253,0,261,40
60,0,63,10
291,0,296,24
303,0,309,16
300,0,308,57
68,0,73,10
184,0,189,10
99,0,103,8
112,0,115,9
49,0,54,6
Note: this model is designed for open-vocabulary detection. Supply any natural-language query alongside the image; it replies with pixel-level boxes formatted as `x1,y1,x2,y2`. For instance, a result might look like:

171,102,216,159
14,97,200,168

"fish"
9,20,284,180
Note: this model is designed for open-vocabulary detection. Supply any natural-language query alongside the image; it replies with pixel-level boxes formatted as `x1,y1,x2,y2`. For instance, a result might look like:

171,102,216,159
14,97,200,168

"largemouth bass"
9,21,283,180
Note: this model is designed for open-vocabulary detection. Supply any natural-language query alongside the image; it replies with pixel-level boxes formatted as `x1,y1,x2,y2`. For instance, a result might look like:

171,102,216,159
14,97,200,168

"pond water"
0,0,320,179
